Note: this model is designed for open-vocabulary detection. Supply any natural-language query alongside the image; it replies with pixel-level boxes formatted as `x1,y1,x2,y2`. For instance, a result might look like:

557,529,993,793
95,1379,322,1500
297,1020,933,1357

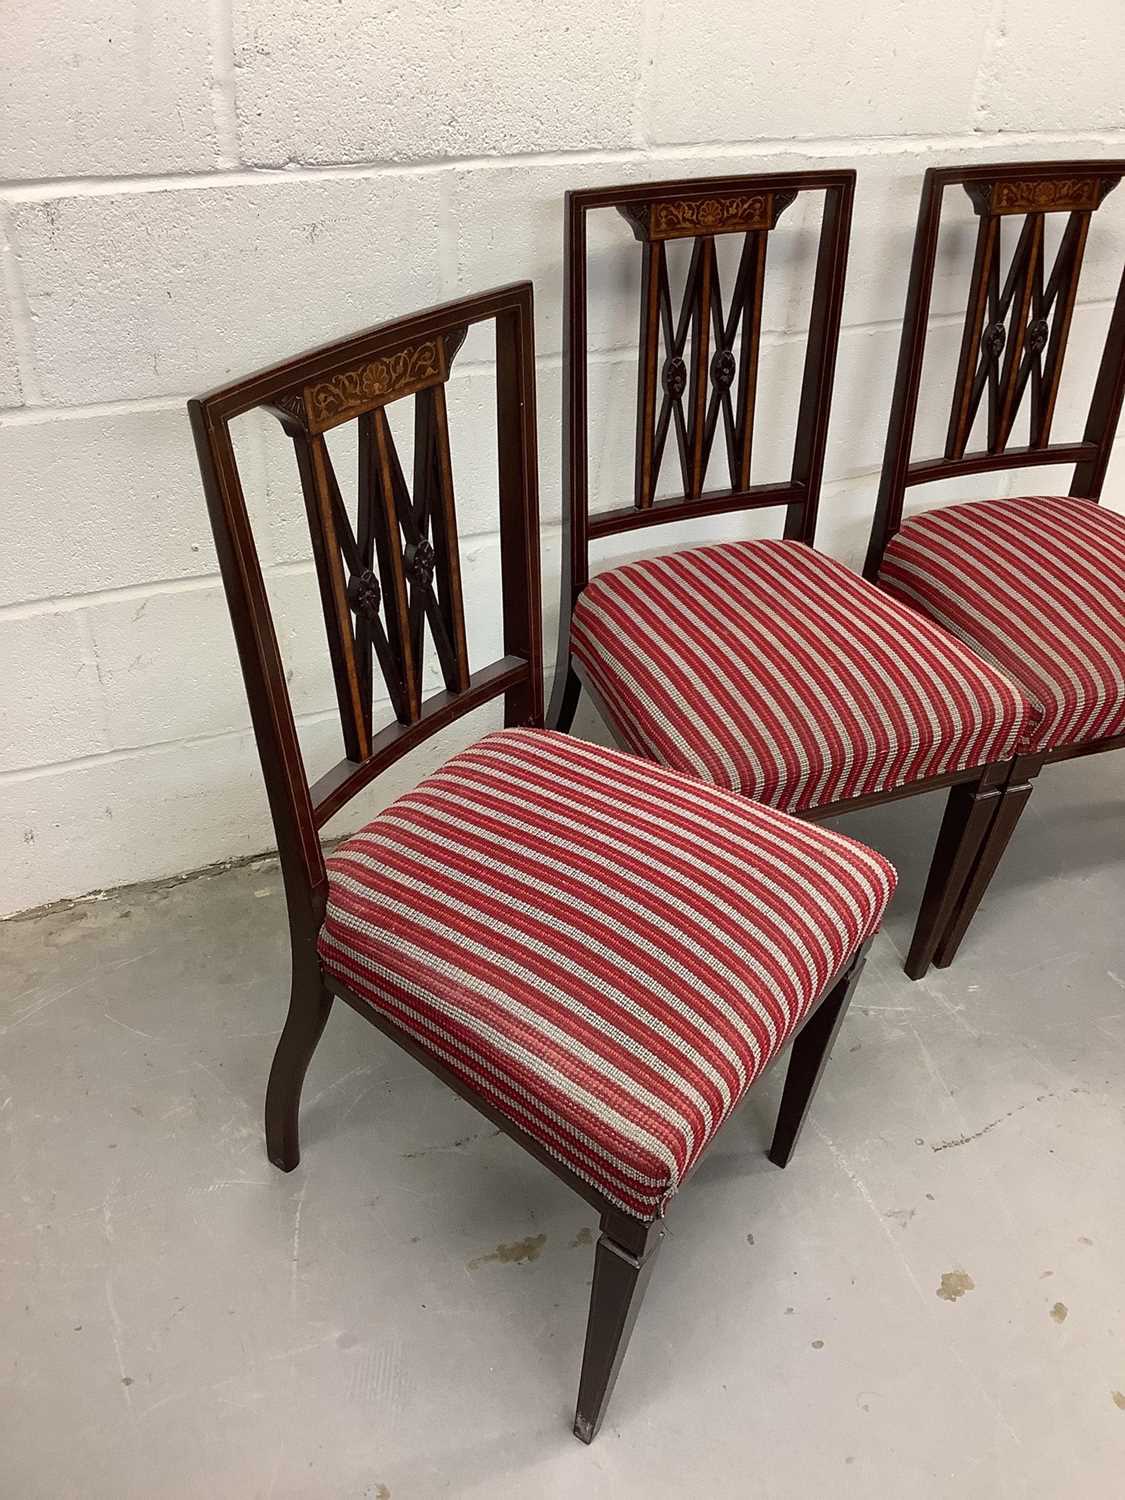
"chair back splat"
865,160,1125,579
553,170,854,722
189,284,542,938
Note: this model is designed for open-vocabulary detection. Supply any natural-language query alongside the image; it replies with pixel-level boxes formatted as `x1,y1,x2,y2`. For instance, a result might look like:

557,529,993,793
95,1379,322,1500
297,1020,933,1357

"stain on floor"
1050,1302,1068,1324
1113,1391,1125,1412
569,1227,594,1249
937,1270,976,1303
467,1233,547,1271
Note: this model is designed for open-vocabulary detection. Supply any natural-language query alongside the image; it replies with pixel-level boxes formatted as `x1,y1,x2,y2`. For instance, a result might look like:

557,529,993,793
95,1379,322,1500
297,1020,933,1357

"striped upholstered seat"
318,728,896,1220
570,539,1029,814
879,496,1125,754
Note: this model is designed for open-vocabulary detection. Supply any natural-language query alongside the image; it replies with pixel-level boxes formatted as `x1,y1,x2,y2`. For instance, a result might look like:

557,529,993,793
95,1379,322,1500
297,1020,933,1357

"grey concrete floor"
3,756,1125,1499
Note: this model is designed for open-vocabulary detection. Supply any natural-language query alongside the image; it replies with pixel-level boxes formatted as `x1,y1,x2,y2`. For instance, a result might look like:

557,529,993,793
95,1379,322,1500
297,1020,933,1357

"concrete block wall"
2,0,1124,916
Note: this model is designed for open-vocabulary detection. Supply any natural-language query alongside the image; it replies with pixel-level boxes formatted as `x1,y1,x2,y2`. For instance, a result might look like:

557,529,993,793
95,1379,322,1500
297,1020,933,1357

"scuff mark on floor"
104,1279,134,1410
930,1094,1058,1152
103,1013,157,1041
402,1127,501,1160
289,1178,308,1319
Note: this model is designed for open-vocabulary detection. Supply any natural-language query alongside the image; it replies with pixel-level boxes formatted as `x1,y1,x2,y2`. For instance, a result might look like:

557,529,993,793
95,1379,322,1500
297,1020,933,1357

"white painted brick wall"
0,2,218,178
977,8,1125,134
232,0,646,165
641,1,995,143
1,0,1124,915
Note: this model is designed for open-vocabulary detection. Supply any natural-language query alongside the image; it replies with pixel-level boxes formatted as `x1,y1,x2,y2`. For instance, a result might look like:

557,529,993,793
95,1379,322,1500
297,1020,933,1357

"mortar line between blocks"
0,707,342,785
632,0,663,152
1,300,1117,426
206,0,241,169
0,204,44,403
970,0,1009,134
0,515,546,622
1,128,1124,201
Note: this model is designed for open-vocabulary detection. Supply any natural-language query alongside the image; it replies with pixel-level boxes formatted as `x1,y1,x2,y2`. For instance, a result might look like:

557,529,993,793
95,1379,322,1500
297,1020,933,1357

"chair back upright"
189,284,542,933
562,170,855,590
865,160,1125,579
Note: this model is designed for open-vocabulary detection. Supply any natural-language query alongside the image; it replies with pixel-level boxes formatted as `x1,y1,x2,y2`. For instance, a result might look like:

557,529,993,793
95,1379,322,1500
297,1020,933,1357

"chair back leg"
934,757,1042,968
547,662,584,733
574,1221,665,1443
769,939,871,1168
905,773,1005,980
265,959,334,1171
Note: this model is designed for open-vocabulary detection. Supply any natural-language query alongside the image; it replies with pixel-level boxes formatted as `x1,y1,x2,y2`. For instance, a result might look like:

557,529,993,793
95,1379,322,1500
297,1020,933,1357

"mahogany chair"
189,283,896,1442
866,160,1125,966
550,171,1029,980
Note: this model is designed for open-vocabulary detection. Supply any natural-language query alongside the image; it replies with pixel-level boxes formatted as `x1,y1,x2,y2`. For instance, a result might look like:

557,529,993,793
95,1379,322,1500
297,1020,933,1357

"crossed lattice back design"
618,189,798,507
948,176,1118,458
561,171,854,588
266,331,471,763
866,162,1125,579
191,285,539,893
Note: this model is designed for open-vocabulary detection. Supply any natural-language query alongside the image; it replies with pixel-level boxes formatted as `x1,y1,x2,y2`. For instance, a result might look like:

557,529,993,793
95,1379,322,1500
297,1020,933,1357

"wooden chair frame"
864,160,1125,965
550,171,1016,980
190,282,874,1442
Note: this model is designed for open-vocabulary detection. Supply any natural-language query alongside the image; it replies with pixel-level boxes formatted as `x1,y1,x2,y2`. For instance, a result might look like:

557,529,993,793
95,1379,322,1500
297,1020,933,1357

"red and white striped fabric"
880,496,1125,754
570,539,1028,812
318,729,895,1220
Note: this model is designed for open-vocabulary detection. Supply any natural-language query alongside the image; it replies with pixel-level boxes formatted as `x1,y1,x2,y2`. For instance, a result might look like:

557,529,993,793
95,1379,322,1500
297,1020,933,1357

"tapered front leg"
768,939,871,1168
574,1220,664,1443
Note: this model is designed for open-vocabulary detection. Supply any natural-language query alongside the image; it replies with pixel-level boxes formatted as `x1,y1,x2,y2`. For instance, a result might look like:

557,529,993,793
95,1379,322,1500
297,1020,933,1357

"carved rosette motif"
662,355,687,399
305,340,444,431
404,537,436,588
347,567,382,619
710,348,736,390
1024,317,1050,354
980,321,1007,359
